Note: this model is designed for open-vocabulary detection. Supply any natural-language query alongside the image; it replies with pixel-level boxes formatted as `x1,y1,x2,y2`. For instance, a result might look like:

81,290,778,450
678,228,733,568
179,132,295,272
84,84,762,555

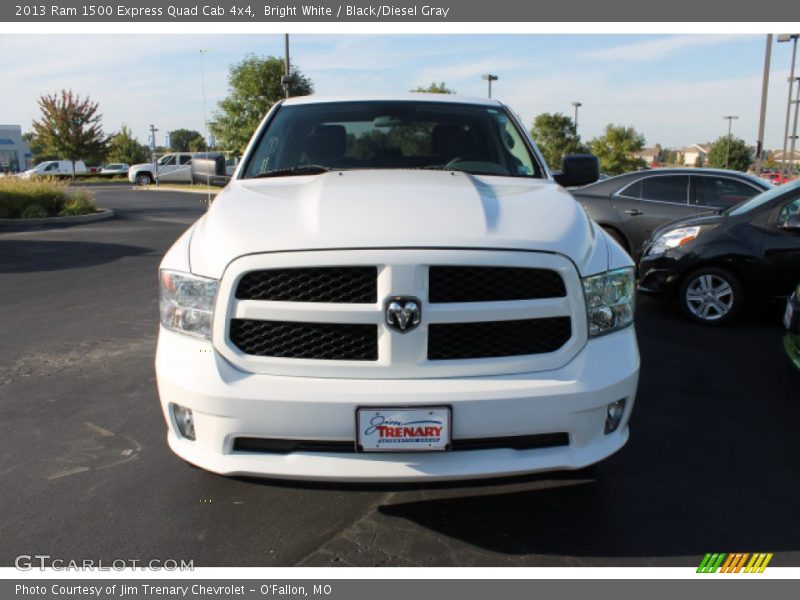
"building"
630,145,661,165
681,144,710,167
0,125,32,173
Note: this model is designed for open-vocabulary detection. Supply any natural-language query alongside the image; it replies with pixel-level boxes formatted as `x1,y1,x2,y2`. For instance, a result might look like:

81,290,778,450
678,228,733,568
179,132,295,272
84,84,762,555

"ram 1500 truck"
156,95,640,482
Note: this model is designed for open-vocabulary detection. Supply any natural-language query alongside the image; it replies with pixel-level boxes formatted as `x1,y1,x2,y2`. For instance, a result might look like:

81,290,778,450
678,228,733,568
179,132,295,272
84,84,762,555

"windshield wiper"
252,165,330,178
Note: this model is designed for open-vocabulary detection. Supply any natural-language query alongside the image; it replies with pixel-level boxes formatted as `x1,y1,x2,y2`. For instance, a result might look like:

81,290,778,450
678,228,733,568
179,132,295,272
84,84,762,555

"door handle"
625,209,644,216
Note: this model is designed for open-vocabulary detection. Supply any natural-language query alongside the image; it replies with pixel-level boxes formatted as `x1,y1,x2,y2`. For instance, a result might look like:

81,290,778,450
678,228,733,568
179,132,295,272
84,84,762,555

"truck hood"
188,170,599,277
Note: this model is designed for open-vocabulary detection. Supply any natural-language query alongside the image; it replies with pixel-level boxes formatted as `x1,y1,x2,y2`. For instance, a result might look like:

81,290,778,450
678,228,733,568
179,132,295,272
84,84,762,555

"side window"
45,162,58,171
179,155,192,165
777,198,800,228
159,155,176,166
694,176,760,208
639,176,689,204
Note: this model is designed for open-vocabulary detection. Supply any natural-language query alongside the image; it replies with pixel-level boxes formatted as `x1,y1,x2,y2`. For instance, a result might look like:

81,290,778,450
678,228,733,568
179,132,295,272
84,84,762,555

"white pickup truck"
128,152,195,185
155,95,640,482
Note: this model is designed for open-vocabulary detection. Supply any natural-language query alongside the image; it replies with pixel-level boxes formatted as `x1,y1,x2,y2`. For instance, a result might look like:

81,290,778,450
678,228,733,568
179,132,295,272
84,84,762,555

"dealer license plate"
356,406,451,452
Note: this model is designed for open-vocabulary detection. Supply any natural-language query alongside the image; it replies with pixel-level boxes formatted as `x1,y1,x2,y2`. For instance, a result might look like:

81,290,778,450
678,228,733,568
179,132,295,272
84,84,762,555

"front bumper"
155,327,640,482
637,250,685,298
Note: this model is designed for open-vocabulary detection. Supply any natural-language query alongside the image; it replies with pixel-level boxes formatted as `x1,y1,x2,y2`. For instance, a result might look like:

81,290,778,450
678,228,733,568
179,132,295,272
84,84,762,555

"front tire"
678,267,743,325
135,172,153,186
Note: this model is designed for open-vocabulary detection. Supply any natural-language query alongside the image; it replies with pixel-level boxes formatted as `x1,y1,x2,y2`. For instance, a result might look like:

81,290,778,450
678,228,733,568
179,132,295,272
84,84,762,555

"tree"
169,129,204,152
209,55,313,155
31,90,108,176
187,135,208,152
530,112,586,170
706,135,752,172
107,125,149,165
22,131,57,165
588,124,647,175
411,82,455,94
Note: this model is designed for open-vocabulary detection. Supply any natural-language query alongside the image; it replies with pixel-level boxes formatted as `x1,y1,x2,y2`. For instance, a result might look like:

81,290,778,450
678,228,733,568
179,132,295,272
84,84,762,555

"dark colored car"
638,179,800,324
573,168,771,258
785,284,800,369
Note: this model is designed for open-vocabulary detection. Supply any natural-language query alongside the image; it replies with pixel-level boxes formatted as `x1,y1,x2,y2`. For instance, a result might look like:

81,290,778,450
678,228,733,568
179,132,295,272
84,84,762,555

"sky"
1,33,798,152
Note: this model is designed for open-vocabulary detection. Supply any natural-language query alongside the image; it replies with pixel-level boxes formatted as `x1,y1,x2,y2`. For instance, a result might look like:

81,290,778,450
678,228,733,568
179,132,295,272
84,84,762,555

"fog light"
604,399,626,434
171,404,195,440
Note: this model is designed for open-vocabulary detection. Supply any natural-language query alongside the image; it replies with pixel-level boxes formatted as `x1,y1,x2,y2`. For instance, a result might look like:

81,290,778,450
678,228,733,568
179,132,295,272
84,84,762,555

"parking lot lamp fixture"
572,101,582,136
778,34,799,178
481,74,498,98
723,115,739,169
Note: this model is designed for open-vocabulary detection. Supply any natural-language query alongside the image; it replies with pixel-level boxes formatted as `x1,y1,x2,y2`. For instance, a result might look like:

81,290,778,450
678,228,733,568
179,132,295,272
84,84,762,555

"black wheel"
135,172,153,185
602,226,629,253
678,267,743,325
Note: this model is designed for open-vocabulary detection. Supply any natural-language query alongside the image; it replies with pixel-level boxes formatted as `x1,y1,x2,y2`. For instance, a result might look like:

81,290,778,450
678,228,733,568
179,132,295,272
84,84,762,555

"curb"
0,208,115,227
141,185,220,196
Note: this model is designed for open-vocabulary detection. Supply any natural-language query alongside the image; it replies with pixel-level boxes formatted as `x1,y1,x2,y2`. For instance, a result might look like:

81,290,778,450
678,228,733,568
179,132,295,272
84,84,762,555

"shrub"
20,205,48,219
0,176,96,218
59,193,95,216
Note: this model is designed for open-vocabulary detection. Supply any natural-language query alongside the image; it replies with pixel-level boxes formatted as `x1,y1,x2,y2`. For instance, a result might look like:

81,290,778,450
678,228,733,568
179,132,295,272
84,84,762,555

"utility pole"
723,115,738,169
572,101,582,137
149,124,158,184
778,34,799,178
481,74,498,98
755,34,772,173
282,34,291,99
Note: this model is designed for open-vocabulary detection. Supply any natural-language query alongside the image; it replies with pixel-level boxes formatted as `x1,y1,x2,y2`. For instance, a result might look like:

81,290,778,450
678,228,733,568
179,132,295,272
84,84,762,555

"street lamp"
790,76,800,176
572,101,582,136
481,74,498,98
283,34,291,98
778,34,799,177
723,115,739,169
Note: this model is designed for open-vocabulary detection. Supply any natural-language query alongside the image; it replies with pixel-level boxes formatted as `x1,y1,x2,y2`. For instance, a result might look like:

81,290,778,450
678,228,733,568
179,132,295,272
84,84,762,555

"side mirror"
781,213,800,231
191,154,231,188
553,154,600,188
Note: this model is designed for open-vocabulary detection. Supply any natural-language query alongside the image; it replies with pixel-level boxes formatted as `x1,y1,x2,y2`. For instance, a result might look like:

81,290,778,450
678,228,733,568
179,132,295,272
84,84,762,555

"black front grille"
236,267,377,303
429,266,566,303
231,433,570,454
230,319,378,361
428,317,571,360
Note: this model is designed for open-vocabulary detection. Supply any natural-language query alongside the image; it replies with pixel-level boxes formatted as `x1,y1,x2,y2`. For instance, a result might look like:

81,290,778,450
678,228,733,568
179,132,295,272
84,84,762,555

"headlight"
159,270,219,339
648,226,705,255
582,267,635,337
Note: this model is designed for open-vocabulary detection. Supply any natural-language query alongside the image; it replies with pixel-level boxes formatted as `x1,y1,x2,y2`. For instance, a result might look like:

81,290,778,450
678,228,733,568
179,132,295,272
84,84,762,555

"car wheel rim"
685,274,734,321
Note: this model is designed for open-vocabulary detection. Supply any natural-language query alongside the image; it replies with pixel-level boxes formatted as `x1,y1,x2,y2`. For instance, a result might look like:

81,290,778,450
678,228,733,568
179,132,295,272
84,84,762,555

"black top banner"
3,0,799,22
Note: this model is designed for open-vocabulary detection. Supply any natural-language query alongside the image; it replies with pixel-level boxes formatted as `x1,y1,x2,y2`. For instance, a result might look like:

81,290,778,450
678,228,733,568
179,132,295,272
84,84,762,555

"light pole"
571,101,582,136
481,74,498,98
282,34,291,98
149,124,158,184
723,115,738,169
755,34,772,173
778,34,799,177
790,76,800,176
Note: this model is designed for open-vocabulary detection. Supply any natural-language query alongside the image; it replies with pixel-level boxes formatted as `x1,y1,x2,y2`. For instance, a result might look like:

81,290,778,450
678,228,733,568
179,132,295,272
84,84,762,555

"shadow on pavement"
0,240,152,273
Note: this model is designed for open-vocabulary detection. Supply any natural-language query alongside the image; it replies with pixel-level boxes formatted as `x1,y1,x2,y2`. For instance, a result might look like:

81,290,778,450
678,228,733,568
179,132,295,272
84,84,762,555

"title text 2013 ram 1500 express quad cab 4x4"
156,95,640,482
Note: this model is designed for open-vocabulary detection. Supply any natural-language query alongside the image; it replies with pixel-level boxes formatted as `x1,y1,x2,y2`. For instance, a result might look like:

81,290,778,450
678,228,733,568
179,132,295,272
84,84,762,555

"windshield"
242,101,543,179
727,178,800,216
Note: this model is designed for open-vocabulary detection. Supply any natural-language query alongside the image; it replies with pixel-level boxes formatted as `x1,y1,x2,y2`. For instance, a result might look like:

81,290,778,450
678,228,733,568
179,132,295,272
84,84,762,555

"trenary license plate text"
357,407,451,452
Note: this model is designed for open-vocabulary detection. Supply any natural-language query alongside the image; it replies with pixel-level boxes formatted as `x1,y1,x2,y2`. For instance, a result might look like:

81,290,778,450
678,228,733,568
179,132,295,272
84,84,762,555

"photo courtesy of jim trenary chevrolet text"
1,0,800,597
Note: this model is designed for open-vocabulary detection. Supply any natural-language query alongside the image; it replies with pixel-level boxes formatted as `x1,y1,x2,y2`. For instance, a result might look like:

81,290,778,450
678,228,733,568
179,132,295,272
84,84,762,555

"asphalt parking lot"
1,186,798,568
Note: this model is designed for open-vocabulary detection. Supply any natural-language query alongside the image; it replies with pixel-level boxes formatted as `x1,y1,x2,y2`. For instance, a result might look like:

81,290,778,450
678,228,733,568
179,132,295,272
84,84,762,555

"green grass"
0,176,97,219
